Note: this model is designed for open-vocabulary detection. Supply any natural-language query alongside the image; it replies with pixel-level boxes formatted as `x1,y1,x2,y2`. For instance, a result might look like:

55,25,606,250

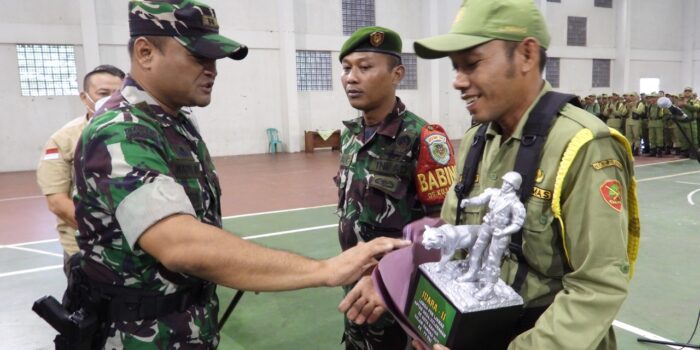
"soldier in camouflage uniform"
71,2,409,349
335,26,455,350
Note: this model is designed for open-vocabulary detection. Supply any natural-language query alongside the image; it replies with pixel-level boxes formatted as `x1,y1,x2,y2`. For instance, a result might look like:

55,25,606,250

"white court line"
688,189,700,206
677,181,700,186
242,224,337,240
223,204,335,219
0,265,62,278
0,194,43,203
635,158,691,167
5,245,62,258
613,320,682,349
5,238,58,248
637,170,700,183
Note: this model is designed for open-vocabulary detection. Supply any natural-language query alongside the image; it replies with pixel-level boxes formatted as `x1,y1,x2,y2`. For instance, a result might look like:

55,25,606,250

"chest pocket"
521,197,566,277
170,158,205,213
367,157,411,199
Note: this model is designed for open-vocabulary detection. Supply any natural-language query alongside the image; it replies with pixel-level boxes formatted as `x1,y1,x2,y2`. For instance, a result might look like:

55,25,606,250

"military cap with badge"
129,0,248,60
340,26,403,62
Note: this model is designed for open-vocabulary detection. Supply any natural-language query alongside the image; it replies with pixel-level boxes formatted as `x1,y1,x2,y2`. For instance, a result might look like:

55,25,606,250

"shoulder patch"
592,159,623,171
415,124,456,206
425,133,451,165
599,179,623,212
42,147,60,160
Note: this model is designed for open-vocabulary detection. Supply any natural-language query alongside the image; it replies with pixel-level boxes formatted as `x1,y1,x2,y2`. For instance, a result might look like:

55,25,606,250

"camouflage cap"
414,0,550,59
340,26,402,62
684,86,693,92
129,0,248,60
601,93,608,98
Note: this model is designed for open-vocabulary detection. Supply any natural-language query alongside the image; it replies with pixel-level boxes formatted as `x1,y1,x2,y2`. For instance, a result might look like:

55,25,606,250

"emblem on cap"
370,31,385,47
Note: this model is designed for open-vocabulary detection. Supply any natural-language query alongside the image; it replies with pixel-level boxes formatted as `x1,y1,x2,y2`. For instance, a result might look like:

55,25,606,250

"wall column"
277,0,301,152
682,0,695,89
613,0,630,93
79,0,100,79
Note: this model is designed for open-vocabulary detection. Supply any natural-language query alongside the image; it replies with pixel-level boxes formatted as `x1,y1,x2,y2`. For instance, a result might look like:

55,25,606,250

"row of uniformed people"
581,89,700,158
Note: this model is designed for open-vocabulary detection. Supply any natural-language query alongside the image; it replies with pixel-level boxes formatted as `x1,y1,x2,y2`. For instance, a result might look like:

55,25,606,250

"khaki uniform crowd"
581,87,700,158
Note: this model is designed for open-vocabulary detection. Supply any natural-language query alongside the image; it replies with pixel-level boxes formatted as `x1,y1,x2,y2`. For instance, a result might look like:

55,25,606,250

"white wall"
0,0,698,171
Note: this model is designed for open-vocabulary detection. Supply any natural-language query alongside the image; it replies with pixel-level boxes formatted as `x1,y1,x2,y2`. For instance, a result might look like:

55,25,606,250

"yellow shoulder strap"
551,127,640,278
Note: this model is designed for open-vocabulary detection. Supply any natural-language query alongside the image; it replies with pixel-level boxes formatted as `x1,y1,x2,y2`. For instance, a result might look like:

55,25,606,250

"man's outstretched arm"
139,214,410,291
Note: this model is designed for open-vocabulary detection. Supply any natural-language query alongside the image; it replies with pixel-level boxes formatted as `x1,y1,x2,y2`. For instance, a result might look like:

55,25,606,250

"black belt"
95,282,216,322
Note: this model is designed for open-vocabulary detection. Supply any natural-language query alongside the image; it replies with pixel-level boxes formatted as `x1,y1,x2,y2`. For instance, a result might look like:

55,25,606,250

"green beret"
340,26,402,62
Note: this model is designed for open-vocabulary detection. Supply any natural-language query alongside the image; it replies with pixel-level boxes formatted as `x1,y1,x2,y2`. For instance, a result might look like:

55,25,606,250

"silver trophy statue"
406,171,526,347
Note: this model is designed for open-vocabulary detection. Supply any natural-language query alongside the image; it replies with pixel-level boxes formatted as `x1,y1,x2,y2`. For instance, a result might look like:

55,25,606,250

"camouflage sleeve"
81,119,195,250
414,124,456,214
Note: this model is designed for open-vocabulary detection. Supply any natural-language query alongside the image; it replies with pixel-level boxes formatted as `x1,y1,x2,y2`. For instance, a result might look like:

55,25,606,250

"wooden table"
305,130,340,152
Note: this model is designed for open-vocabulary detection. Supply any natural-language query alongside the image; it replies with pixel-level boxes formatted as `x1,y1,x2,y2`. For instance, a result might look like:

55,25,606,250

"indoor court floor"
1,150,699,349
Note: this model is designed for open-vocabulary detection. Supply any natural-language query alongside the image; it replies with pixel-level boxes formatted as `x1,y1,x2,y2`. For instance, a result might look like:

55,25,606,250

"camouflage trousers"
342,285,411,350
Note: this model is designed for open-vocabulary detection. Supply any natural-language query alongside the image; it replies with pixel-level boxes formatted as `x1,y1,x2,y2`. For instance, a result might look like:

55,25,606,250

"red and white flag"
43,148,60,160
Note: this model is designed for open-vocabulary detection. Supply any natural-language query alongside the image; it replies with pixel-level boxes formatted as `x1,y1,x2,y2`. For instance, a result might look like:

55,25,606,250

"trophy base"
406,261,524,349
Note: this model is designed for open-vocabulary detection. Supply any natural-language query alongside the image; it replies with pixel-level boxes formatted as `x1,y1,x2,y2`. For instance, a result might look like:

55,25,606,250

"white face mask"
83,92,97,114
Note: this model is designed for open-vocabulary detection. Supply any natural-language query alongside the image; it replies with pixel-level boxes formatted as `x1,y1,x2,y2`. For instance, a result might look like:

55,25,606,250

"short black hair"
83,64,125,91
127,36,169,58
503,41,548,73
387,54,402,70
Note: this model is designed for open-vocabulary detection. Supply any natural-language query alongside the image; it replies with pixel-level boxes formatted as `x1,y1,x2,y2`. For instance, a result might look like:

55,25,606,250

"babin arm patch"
599,179,623,212
415,124,456,206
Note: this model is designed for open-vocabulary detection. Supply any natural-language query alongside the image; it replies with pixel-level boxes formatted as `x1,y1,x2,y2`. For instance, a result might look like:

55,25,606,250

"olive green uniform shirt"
441,82,633,350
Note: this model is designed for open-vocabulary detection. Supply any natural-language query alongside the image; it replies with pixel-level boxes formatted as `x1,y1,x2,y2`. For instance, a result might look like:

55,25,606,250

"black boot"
665,146,671,155
656,148,663,157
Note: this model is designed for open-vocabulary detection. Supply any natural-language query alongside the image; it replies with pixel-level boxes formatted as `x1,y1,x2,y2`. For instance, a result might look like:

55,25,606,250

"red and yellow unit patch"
599,179,623,212
415,124,456,206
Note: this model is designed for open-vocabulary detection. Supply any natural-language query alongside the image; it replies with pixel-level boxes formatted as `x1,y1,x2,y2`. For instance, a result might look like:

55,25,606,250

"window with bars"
342,0,375,35
592,59,611,88
296,50,333,91
546,57,560,88
594,0,612,8
547,0,561,3
567,16,587,46
16,44,78,96
398,53,417,90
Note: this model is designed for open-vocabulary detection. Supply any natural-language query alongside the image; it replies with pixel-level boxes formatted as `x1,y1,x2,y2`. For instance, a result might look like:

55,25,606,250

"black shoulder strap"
510,91,580,292
453,123,489,225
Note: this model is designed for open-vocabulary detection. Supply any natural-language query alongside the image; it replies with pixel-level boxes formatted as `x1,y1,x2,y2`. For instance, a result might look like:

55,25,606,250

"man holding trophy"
340,0,641,349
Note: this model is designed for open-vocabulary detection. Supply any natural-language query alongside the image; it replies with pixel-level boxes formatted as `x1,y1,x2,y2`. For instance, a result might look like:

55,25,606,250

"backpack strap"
508,92,580,292
453,123,488,225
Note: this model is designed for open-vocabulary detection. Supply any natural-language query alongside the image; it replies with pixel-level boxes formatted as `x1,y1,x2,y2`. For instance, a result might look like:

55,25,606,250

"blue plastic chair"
266,128,283,153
